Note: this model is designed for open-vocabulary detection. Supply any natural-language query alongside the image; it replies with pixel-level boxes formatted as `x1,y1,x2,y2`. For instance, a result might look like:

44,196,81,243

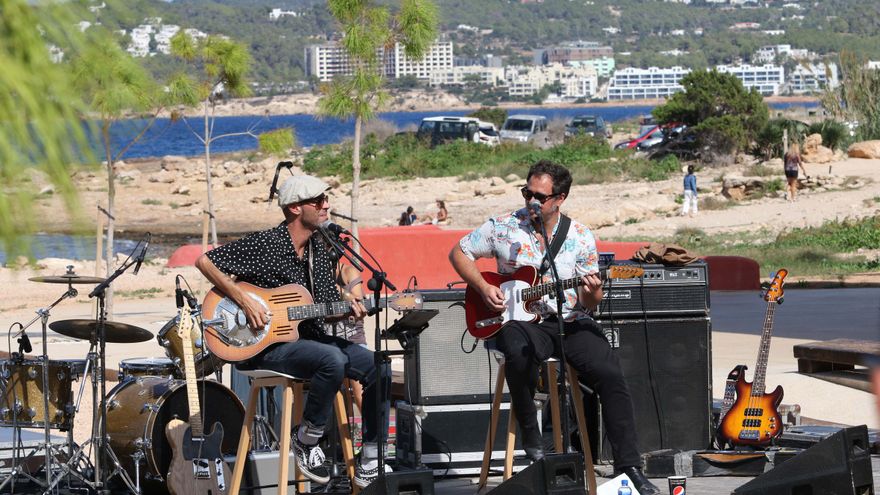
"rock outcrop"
848,140,880,159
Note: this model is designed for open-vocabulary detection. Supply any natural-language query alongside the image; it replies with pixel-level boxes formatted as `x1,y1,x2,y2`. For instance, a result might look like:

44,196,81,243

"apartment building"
305,41,453,82
504,64,598,99
607,66,690,100
717,64,784,95
429,66,505,87
537,41,614,65
788,62,839,94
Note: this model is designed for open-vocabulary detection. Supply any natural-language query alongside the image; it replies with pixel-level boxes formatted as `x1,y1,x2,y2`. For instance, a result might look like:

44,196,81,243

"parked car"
500,114,550,147
564,115,611,141
636,124,687,151
647,128,702,161
615,125,665,150
476,121,501,146
417,116,480,147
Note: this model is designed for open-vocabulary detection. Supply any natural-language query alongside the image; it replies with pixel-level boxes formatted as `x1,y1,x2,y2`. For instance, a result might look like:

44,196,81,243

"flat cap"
277,175,330,207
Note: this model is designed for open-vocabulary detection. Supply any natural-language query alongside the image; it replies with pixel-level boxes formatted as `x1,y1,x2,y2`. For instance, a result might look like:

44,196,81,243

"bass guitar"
716,364,747,448
465,264,644,340
202,282,423,362
718,269,788,447
165,301,230,495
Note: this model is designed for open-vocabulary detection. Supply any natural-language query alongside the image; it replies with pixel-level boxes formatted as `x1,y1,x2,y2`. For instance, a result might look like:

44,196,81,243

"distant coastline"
189,91,820,118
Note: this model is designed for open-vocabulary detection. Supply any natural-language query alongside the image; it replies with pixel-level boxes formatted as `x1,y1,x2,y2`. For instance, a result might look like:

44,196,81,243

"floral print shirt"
459,208,600,321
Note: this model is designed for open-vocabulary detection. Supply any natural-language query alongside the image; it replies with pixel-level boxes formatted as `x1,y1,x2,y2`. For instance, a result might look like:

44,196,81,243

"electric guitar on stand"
202,282,423,362
718,269,788,447
165,301,230,495
716,364,747,448
464,264,644,339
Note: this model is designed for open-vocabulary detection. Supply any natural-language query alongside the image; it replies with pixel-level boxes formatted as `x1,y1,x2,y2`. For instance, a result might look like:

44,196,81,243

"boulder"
803,133,822,154
172,184,190,195
161,155,189,172
148,170,175,184
224,175,247,188
721,175,769,201
847,140,880,159
504,173,521,183
803,144,835,164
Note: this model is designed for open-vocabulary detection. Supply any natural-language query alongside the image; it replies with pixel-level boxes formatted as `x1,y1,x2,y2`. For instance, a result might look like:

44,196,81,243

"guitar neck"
179,306,204,437
522,275,583,301
752,302,776,396
286,298,387,322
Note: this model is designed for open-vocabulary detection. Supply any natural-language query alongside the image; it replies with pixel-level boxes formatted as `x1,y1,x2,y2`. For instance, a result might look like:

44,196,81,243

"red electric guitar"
464,264,644,340
717,269,788,447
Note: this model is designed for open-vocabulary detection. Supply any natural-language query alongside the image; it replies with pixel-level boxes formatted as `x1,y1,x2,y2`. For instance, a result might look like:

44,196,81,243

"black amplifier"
595,261,709,318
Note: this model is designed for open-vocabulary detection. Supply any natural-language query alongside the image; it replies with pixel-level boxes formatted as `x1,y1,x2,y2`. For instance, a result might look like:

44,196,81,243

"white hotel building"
607,66,691,100
504,64,598,99
429,66,505,87
716,64,784,95
305,41,453,82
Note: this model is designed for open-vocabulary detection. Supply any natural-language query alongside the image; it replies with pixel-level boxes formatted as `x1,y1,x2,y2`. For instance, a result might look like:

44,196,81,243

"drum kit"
0,266,242,495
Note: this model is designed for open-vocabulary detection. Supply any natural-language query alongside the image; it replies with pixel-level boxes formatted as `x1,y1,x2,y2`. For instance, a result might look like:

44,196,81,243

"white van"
499,114,550,148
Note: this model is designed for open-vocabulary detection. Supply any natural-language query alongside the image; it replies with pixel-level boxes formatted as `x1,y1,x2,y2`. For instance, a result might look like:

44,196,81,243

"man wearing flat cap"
196,174,391,488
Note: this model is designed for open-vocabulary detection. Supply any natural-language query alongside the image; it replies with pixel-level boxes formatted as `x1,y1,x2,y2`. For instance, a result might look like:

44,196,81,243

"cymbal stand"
6,284,79,492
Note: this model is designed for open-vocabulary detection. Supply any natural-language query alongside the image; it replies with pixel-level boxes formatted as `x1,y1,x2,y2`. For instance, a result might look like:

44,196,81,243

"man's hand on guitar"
241,296,271,331
480,284,507,312
349,300,367,319
580,272,602,293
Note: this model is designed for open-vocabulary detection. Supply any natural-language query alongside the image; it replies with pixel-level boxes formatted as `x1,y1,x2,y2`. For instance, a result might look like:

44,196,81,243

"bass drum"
105,377,244,494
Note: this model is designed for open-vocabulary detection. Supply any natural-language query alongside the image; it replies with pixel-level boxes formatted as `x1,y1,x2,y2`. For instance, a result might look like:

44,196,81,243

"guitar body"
166,419,229,495
718,376,784,446
202,282,311,362
465,266,540,339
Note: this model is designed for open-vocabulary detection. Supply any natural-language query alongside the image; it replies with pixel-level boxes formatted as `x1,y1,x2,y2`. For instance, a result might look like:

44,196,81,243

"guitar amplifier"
596,261,710,318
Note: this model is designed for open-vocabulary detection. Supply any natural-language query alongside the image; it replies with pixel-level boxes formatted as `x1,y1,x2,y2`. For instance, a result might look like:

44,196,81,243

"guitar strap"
539,214,570,277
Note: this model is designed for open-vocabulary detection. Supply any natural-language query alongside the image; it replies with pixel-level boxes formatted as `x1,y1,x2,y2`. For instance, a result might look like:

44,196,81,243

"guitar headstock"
387,291,424,312
606,265,646,280
177,301,193,339
762,269,788,304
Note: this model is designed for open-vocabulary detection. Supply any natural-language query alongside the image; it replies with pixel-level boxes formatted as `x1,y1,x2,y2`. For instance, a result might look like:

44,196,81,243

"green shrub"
258,128,296,156
753,119,808,159
807,119,848,151
467,107,508,128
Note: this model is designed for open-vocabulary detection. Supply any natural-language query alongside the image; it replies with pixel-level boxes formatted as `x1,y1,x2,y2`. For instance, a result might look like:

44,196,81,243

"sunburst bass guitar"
718,269,788,447
464,264,644,340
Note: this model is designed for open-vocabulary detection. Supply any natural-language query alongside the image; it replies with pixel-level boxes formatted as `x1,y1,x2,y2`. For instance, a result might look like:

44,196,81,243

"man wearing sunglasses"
195,175,391,489
449,161,660,494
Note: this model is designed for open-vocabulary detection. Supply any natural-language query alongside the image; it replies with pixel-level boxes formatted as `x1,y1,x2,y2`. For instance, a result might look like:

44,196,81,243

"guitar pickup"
192,458,211,479
476,317,504,328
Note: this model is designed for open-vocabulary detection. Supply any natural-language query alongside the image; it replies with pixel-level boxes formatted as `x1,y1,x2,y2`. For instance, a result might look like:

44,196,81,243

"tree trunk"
351,115,362,254
102,121,115,318
204,100,218,247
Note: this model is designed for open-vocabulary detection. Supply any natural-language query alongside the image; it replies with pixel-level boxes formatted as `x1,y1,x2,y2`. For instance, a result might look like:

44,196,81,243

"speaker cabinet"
734,425,875,495
589,317,713,459
403,289,504,404
490,453,587,495
358,469,435,495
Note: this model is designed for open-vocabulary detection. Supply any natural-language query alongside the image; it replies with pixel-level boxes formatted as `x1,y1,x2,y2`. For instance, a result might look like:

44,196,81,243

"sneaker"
292,426,330,485
353,456,393,488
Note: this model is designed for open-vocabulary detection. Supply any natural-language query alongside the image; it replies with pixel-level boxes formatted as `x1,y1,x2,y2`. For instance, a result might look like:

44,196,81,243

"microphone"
18,334,32,354
321,221,350,237
268,161,295,202
133,233,151,275
528,199,543,214
175,276,184,309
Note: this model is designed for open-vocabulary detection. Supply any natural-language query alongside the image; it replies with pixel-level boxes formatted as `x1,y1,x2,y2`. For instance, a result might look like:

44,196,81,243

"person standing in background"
783,142,807,202
681,165,698,217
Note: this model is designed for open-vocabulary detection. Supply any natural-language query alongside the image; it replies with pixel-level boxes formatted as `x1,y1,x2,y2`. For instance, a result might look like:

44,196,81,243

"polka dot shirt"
205,222,340,340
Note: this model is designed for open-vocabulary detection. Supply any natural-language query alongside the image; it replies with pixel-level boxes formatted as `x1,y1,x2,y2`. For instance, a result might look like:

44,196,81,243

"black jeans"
494,317,641,469
251,333,391,443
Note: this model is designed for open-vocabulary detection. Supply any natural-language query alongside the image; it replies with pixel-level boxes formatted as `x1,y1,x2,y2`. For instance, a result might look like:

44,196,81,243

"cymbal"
49,319,153,343
29,274,107,284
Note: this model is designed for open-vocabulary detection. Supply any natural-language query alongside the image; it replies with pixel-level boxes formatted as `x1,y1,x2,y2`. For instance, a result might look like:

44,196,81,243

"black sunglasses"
521,187,559,204
299,193,328,206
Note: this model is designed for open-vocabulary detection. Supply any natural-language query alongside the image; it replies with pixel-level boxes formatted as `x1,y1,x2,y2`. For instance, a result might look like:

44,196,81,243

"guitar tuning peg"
777,297,784,305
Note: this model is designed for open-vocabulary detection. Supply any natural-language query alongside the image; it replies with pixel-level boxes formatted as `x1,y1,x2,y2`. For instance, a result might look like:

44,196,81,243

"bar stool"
478,357,597,493
228,369,359,494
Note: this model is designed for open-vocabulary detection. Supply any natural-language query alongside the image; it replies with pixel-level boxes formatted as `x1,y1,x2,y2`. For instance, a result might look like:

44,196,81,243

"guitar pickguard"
498,278,537,326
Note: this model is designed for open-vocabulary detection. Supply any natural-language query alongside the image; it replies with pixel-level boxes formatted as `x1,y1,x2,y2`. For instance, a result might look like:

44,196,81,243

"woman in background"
783,142,807,202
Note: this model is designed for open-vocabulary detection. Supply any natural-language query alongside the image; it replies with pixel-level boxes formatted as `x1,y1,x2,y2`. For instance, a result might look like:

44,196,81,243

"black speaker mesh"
591,317,712,459
597,285,709,317
403,290,504,404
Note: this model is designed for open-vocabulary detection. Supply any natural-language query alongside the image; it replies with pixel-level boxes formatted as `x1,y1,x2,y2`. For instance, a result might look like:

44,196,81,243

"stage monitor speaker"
733,425,875,495
490,453,587,495
589,317,712,460
358,469,435,495
403,289,505,405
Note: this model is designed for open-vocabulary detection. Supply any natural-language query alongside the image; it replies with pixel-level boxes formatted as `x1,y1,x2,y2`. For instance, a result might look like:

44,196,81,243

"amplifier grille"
596,284,709,317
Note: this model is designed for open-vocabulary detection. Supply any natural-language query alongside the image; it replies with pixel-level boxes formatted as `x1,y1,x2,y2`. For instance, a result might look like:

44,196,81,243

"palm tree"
318,0,438,244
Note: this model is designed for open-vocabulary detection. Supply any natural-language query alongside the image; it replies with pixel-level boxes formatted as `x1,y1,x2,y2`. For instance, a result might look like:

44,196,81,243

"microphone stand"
533,209,572,457
333,234,396,483
87,245,144,494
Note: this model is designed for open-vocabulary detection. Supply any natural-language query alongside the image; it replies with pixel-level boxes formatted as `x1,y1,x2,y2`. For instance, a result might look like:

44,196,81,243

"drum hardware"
3,266,81,491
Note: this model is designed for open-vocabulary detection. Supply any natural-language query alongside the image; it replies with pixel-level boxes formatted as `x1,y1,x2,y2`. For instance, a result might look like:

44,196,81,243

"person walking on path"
784,142,808,202
681,165,698,217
